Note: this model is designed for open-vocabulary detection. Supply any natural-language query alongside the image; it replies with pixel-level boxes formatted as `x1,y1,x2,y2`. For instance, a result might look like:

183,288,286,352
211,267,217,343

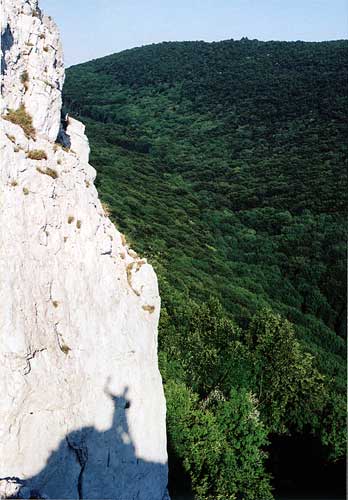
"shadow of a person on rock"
9,384,168,500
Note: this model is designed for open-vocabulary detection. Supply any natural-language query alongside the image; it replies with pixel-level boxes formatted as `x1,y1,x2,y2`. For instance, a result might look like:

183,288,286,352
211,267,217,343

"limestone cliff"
0,1,169,498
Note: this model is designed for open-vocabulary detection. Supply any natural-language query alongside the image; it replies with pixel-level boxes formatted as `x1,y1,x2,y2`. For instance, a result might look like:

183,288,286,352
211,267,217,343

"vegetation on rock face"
3,105,36,138
36,166,58,178
28,149,47,160
64,39,347,498
20,70,29,91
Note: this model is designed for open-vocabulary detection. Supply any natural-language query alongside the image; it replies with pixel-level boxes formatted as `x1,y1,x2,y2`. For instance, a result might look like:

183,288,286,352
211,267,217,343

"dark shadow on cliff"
55,114,71,148
7,385,168,500
1,24,14,75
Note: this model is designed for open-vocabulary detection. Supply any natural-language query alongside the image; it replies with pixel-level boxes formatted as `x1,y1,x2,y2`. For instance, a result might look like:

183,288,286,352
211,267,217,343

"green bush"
166,380,273,500
246,309,327,434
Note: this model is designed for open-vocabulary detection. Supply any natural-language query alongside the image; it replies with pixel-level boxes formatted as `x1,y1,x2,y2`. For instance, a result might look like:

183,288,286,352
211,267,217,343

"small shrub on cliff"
20,70,29,91
21,70,29,83
36,166,58,179
60,344,71,355
101,201,111,216
3,105,36,139
28,149,47,160
142,305,155,314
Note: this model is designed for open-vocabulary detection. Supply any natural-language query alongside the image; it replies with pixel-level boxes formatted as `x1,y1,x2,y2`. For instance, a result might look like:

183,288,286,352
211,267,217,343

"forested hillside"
64,39,347,499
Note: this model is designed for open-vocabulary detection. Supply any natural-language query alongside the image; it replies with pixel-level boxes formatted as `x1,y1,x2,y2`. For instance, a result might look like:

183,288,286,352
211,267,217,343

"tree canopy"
64,39,347,498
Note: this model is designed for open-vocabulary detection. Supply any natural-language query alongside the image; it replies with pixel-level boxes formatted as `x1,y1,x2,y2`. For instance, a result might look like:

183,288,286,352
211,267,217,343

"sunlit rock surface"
0,1,169,498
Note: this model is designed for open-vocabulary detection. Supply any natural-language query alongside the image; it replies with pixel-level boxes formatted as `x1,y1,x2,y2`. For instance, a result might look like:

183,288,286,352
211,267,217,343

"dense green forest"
64,39,347,499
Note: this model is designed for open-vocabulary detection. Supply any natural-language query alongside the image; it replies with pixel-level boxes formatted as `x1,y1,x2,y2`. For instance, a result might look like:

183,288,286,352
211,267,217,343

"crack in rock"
66,437,88,500
24,348,47,375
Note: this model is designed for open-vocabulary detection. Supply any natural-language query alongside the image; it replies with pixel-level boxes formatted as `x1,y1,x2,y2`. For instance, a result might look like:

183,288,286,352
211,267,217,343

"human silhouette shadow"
7,386,169,500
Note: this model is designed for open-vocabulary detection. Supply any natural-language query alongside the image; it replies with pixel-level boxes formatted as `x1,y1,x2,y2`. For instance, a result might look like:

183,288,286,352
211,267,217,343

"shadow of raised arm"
2,382,168,500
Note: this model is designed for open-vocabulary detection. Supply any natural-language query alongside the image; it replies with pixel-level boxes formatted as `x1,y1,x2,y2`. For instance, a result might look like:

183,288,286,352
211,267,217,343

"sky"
40,0,347,67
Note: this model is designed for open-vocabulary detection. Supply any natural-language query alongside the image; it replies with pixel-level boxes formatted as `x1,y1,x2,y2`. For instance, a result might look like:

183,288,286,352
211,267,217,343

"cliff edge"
0,1,169,498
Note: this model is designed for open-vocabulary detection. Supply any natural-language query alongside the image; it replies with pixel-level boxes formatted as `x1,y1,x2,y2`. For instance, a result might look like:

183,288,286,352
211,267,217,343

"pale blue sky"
40,0,347,67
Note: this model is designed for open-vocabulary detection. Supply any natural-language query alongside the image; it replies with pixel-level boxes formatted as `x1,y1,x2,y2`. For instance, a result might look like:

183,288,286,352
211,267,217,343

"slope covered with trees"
63,39,347,499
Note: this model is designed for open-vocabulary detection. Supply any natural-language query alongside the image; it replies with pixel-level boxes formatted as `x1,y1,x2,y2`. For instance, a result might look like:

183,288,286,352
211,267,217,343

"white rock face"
1,0,64,142
0,1,169,499
66,117,90,164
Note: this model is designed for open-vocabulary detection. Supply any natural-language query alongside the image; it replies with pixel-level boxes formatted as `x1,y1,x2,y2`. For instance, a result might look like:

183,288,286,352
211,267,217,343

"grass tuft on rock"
20,71,29,91
28,149,47,160
3,105,36,139
36,167,58,179
60,344,71,355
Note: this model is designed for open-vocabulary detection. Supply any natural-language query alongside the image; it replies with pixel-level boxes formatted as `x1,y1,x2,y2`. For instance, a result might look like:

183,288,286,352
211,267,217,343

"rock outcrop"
0,1,169,498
